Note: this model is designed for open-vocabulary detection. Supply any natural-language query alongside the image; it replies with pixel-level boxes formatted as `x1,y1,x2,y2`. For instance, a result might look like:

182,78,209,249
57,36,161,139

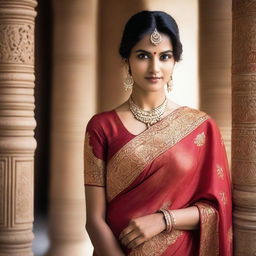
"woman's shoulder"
181,106,219,127
183,106,222,132
89,110,114,122
180,106,208,118
86,110,115,131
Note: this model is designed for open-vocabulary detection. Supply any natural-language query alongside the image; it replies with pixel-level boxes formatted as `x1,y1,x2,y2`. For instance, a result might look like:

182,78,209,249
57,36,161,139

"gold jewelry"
169,210,177,230
159,208,172,232
128,96,168,128
167,75,173,93
123,72,134,91
150,28,162,45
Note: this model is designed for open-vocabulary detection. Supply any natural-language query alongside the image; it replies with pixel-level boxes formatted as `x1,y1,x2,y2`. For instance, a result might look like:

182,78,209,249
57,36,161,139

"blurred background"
33,0,231,255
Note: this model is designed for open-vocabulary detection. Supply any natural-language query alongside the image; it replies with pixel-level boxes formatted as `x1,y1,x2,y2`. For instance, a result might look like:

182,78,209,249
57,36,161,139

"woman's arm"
119,206,199,250
85,186,125,256
170,206,199,230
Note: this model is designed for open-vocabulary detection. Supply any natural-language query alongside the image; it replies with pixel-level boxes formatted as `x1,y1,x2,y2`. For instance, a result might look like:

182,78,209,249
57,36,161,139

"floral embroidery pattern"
216,164,224,179
195,202,219,256
219,192,227,205
84,132,105,186
194,132,206,146
107,107,209,201
130,230,183,256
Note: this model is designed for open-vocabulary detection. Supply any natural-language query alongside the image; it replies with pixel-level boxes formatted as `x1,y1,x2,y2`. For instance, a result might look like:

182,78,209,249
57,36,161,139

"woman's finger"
127,236,145,249
119,225,134,240
120,218,142,239
120,230,139,246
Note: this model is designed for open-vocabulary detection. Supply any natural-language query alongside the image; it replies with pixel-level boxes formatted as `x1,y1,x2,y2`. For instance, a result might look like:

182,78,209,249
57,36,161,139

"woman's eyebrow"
160,50,173,54
135,49,151,54
135,49,173,54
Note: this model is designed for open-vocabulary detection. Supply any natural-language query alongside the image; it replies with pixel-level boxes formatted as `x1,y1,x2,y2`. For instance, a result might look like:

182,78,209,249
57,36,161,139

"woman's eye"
160,54,173,61
137,53,149,59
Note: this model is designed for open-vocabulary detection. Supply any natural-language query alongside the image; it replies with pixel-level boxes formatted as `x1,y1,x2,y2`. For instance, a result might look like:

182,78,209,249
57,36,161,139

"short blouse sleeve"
84,115,106,187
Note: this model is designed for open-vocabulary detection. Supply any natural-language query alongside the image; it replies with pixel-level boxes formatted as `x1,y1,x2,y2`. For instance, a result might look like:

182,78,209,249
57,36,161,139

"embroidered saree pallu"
84,107,233,256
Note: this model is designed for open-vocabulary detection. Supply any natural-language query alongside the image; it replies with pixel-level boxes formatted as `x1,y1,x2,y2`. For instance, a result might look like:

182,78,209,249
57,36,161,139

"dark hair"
119,10,183,62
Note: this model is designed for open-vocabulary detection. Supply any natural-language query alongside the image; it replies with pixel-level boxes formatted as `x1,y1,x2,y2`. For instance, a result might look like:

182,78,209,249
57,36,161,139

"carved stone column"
199,0,232,162
46,0,97,255
97,0,145,112
0,1,37,256
232,1,256,255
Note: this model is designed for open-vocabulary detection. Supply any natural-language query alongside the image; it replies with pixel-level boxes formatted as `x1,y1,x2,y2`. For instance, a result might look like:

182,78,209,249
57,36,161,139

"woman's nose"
149,57,160,74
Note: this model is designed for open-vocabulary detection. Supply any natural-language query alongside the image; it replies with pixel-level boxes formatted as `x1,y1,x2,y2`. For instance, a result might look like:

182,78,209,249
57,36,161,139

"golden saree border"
84,132,105,186
195,202,219,256
129,230,184,256
107,107,209,201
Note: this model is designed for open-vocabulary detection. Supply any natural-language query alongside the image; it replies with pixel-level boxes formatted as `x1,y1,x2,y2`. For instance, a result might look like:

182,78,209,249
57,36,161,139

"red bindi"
154,52,156,55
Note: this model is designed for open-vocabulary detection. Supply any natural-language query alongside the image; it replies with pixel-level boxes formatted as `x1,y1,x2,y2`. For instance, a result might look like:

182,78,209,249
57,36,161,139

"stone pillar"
46,0,97,255
97,0,145,112
232,0,256,255
199,0,232,162
0,1,37,256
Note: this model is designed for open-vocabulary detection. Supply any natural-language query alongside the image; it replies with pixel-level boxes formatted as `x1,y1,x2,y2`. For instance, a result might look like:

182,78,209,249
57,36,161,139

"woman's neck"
130,88,166,111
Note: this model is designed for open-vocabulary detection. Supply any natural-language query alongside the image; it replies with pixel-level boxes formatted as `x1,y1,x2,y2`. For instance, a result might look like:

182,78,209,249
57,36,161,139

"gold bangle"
168,210,177,230
159,208,172,232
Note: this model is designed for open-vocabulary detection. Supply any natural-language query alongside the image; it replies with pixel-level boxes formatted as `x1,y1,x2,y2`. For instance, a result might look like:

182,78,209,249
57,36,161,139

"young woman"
84,11,232,256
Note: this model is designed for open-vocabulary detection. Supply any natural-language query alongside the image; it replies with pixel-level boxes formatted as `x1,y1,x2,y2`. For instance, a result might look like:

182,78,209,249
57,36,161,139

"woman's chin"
133,83,165,93
144,85,165,93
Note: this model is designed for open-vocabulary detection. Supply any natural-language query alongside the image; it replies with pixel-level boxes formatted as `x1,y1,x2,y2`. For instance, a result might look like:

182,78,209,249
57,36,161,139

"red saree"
84,107,233,256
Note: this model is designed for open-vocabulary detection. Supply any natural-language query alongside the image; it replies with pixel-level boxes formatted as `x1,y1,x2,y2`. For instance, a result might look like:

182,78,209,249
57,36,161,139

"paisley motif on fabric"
194,132,206,146
216,164,224,179
84,132,105,186
219,192,227,205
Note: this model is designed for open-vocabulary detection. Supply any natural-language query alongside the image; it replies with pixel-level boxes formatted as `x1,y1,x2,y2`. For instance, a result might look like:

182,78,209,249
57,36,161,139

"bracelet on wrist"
159,208,173,233
169,210,177,229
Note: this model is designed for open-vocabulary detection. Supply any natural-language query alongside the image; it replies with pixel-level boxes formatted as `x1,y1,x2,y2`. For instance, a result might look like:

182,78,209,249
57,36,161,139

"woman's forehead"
132,33,173,52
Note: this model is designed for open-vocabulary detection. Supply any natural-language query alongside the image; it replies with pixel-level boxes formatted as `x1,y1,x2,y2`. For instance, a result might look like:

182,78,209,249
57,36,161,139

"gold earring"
167,75,173,93
123,67,134,91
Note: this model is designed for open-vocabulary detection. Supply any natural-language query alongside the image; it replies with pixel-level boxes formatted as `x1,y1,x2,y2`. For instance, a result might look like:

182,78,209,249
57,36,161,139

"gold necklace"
128,97,168,128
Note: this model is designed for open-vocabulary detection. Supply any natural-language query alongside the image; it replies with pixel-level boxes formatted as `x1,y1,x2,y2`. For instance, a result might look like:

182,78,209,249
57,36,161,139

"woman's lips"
145,77,162,83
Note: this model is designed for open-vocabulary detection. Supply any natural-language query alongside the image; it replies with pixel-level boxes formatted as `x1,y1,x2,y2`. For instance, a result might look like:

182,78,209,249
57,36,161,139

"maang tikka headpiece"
150,28,162,45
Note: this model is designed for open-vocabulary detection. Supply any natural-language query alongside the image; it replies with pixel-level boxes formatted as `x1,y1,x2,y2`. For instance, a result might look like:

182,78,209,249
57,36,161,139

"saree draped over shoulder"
84,107,233,256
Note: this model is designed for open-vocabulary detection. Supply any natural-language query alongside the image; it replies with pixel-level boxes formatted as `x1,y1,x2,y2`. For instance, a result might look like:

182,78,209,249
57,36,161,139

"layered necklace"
128,96,168,128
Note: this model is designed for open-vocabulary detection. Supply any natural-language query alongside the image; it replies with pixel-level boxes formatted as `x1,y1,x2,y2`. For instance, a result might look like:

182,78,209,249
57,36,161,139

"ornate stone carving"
233,161,256,184
233,15,256,73
0,24,34,64
233,94,256,123
233,75,256,92
233,229,256,256
232,0,256,255
233,0,256,16
0,1,37,255
232,128,256,160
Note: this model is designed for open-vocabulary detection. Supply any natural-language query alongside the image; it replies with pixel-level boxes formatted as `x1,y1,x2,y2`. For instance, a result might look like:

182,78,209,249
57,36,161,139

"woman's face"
128,33,175,93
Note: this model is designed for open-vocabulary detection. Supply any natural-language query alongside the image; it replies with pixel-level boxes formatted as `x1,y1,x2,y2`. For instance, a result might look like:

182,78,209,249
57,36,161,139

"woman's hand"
119,213,166,250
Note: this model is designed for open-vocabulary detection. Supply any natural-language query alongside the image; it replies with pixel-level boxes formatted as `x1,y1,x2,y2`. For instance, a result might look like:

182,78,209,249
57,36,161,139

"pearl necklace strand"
128,97,168,128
